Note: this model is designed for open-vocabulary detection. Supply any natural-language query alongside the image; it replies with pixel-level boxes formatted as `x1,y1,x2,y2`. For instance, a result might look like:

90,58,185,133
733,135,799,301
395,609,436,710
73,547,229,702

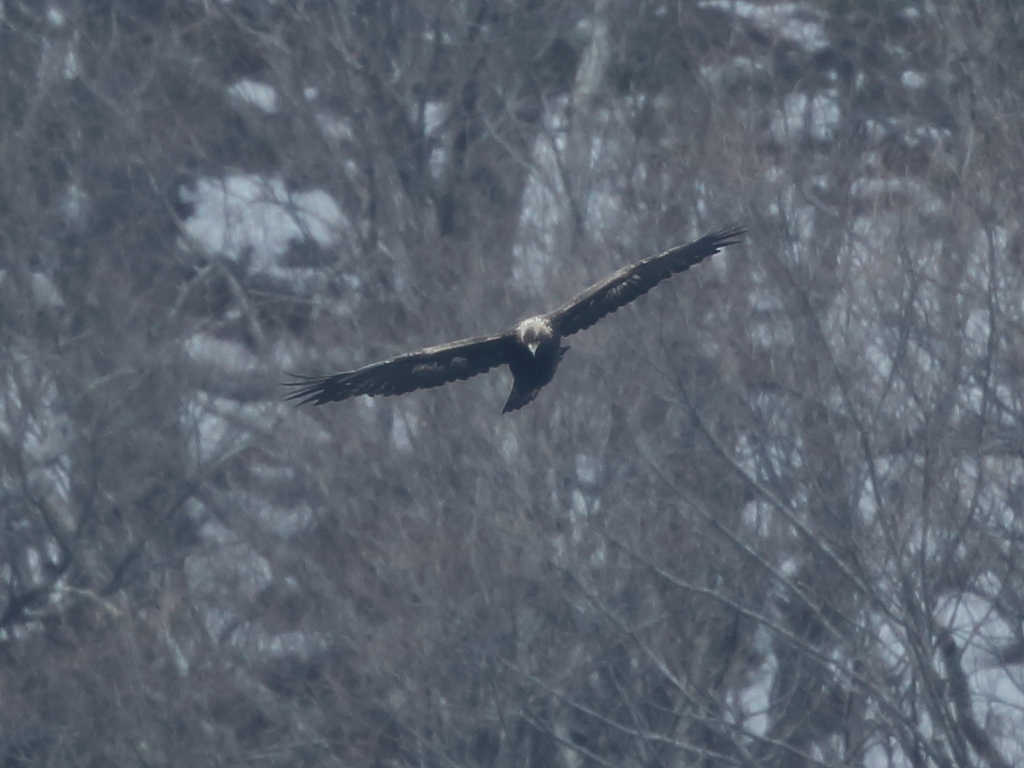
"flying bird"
285,226,744,413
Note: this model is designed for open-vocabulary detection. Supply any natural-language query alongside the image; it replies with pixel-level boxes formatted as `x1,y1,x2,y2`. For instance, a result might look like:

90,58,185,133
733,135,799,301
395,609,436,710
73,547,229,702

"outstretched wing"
548,226,745,337
284,332,518,406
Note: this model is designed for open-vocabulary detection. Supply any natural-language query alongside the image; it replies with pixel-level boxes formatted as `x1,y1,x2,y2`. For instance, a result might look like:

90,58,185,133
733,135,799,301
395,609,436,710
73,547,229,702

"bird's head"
516,316,555,356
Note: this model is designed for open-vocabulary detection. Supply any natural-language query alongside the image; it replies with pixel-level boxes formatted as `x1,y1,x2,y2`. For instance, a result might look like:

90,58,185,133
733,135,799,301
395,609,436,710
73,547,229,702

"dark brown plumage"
285,226,744,413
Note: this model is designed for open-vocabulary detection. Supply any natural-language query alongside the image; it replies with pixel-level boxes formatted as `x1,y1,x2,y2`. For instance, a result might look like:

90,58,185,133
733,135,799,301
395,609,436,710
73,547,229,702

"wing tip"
707,224,746,248
282,373,333,406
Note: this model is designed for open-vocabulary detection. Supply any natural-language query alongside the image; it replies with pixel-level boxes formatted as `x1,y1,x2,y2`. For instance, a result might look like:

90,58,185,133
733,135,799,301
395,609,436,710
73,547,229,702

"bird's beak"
528,342,539,355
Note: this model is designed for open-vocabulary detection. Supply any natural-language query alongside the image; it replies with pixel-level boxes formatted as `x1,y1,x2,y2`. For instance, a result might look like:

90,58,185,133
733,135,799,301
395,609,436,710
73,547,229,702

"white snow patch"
180,174,344,277
424,101,450,135
390,403,418,452
575,453,597,485
936,592,1024,762
772,92,840,142
228,80,278,113
61,183,89,224
185,333,260,373
701,0,829,52
901,71,927,89
31,273,64,308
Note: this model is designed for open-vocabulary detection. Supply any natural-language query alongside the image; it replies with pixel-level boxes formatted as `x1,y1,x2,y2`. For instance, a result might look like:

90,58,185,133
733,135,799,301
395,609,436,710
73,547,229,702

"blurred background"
1,1,1022,766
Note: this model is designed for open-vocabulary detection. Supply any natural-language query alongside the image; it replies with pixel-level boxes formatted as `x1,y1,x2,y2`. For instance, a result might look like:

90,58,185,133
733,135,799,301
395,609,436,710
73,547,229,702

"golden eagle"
285,226,744,413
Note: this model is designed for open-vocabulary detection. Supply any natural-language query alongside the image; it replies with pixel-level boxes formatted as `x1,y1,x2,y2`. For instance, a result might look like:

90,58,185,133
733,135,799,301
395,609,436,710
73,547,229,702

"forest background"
1,1,1023,767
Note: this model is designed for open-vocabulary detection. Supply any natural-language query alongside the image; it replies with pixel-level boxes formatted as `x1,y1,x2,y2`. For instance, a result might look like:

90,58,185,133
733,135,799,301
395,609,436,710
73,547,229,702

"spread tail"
502,384,542,413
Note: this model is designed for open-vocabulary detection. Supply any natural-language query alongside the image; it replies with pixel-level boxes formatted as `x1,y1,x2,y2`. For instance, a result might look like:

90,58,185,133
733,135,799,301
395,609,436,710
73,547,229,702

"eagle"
285,226,744,413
